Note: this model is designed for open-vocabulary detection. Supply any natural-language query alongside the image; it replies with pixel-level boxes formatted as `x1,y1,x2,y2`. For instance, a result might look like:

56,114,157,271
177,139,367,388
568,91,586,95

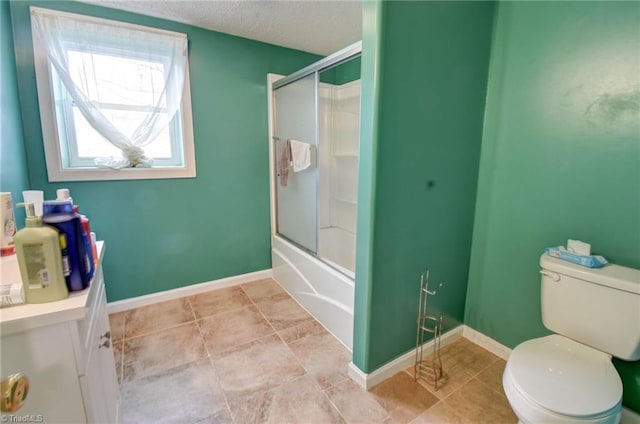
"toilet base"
503,365,621,424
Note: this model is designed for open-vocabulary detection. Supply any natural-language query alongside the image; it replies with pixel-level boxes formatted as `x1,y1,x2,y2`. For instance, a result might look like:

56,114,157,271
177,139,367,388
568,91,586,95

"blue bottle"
43,200,94,291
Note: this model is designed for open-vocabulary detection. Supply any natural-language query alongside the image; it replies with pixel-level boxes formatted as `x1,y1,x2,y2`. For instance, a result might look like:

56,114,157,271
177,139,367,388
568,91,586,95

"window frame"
54,45,184,168
31,7,196,182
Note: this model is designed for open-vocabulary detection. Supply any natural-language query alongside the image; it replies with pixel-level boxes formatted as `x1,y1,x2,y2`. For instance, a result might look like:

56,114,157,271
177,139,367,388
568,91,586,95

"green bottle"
14,203,69,303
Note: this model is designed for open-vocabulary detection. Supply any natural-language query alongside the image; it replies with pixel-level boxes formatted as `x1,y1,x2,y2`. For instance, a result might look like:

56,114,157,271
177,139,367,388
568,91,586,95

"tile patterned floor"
109,278,517,424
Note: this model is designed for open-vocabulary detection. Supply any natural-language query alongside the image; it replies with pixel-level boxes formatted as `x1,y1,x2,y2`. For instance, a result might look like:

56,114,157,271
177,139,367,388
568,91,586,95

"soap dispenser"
14,203,69,303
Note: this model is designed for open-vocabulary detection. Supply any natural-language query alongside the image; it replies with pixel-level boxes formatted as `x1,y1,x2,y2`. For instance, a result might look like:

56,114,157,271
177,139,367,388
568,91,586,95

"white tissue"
567,239,591,256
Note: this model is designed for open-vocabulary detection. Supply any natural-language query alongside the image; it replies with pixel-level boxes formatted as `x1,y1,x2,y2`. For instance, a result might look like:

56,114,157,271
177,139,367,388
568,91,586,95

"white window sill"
46,166,196,182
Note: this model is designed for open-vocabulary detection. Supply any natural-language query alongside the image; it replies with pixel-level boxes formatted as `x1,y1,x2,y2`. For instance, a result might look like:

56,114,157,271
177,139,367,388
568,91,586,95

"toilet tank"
540,254,640,361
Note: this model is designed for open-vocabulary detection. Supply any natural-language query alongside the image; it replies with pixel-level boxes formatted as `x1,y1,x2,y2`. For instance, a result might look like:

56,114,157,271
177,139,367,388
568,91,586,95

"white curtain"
31,8,188,168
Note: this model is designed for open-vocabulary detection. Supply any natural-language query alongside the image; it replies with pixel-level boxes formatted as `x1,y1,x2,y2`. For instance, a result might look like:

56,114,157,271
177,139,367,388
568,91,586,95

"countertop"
0,241,104,336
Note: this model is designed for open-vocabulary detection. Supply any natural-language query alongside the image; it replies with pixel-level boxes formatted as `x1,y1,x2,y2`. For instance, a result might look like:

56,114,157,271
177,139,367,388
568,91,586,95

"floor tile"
123,322,207,382
255,296,314,331
108,311,126,341
241,278,289,304
115,281,518,424
198,305,274,355
120,359,228,424
441,338,500,376
288,331,351,389
189,286,252,319
476,359,506,394
125,298,194,338
409,359,474,399
227,375,344,424
212,333,306,400
410,401,470,424
193,409,233,424
325,378,389,424
277,319,328,345
370,372,440,423
443,378,517,424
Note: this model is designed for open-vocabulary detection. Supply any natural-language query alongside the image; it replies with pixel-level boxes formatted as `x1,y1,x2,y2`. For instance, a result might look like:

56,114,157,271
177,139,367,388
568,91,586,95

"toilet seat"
507,335,622,418
504,365,622,424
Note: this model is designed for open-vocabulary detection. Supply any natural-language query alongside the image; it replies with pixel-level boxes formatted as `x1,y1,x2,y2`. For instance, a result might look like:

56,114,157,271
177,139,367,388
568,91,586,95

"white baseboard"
347,362,369,388
348,324,513,389
107,269,272,314
462,325,512,360
348,325,465,389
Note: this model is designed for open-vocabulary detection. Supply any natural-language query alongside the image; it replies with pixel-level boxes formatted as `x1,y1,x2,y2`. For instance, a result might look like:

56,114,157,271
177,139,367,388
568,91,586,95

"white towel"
290,139,311,172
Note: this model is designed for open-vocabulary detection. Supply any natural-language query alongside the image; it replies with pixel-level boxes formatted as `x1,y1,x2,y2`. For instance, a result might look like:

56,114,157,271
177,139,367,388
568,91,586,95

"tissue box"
544,247,608,268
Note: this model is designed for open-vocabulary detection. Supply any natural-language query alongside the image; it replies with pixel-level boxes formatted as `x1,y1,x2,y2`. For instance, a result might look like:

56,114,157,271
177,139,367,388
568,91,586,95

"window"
31,7,196,181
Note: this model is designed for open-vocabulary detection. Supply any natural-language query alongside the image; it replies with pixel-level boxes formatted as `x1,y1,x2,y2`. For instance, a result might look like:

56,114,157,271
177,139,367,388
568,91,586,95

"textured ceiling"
80,0,363,56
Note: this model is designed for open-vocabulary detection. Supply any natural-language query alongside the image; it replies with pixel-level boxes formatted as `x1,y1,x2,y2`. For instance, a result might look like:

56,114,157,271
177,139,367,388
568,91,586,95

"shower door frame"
273,73,320,255
268,41,362,263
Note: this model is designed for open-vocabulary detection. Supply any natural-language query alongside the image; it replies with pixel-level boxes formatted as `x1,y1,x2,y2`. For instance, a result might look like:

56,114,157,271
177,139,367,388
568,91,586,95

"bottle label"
22,243,46,289
62,256,70,276
40,269,50,287
0,283,24,306
59,234,71,277
1,193,16,255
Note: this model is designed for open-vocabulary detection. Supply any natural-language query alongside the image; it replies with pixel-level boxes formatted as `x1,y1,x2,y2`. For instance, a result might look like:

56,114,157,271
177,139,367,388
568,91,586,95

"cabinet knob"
1,373,29,413
100,331,111,341
98,339,111,349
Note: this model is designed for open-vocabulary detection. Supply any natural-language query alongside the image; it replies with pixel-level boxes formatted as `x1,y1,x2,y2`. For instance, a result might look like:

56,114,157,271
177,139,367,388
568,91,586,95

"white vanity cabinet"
0,242,120,423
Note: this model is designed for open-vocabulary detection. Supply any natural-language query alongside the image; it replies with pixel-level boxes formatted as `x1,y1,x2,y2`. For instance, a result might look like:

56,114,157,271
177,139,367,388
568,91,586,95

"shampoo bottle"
56,189,95,278
14,203,69,303
43,200,93,292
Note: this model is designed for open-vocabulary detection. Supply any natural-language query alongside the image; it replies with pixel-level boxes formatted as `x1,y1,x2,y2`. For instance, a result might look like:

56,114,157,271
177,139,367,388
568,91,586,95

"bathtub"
271,234,354,349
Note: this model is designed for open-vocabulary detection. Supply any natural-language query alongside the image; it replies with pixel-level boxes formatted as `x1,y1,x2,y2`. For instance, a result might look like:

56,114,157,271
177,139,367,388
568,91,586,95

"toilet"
503,253,640,424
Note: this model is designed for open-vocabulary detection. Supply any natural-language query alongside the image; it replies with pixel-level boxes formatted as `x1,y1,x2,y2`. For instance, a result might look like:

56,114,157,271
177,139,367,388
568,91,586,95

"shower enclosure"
268,42,361,349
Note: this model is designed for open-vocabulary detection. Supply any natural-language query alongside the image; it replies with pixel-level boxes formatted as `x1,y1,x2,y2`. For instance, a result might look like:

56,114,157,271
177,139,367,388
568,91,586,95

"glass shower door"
274,73,318,253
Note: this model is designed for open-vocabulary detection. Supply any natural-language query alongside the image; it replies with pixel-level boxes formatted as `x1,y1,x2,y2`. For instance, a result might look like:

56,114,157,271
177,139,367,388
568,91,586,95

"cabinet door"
80,277,119,424
96,285,119,424
80,336,108,423
1,324,87,422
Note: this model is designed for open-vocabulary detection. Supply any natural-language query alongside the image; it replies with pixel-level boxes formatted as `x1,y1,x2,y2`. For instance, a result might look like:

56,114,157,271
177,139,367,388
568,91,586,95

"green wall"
466,0,640,350
1,0,29,203
336,56,362,85
354,1,494,372
319,56,361,85
353,0,383,372
464,1,640,411
9,1,320,301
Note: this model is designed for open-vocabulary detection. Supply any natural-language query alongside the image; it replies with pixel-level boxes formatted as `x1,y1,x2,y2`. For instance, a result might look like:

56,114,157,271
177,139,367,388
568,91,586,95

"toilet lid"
509,335,622,417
